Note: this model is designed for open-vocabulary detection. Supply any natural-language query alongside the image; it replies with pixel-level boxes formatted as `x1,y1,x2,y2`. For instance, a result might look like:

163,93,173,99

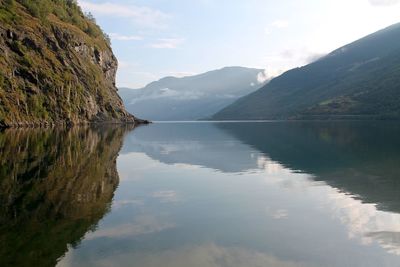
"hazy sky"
78,0,400,88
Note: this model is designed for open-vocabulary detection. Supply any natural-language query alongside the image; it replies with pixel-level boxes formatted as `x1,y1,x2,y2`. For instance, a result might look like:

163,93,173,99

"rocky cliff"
0,0,141,127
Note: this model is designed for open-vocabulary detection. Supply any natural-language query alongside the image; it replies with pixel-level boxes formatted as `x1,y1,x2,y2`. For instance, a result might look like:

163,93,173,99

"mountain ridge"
119,66,264,121
212,22,400,120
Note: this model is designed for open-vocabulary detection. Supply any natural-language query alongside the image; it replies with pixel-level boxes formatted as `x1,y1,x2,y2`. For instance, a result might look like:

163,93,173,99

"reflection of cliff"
0,126,130,267
218,121,400,213
121,123,260,173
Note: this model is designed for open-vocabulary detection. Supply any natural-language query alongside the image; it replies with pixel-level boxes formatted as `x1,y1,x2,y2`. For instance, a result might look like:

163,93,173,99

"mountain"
0,0,139,127
119,67,264,121
212,23,400,120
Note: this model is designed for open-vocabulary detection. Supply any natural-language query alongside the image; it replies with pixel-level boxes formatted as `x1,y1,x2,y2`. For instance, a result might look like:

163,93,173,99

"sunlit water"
1,122,400,267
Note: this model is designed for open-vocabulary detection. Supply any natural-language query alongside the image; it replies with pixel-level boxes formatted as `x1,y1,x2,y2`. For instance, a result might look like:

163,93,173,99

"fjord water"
1,122,400,266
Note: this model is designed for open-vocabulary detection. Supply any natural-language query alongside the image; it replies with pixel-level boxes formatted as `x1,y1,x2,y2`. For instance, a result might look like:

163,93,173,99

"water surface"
1,122,400,267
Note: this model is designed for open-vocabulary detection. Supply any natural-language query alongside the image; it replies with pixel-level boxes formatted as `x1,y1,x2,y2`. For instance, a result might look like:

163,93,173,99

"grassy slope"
212,23,400,120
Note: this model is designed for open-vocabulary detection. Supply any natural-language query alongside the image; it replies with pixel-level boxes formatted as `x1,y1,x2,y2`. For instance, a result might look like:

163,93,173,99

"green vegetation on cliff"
1,0,107,38
0,0,135,127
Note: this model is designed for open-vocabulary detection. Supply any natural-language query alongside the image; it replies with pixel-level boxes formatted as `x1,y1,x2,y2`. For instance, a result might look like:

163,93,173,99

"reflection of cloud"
327,190,400,254
257,155,286,175
258,155,400,255
119,129,400,256
158,143,183,155
266,207,289,219
138,141,203,156
112,199,143,209
273,209,289,219
366,232,400,254
151,190,180,203
71,243,312,267
84,214,175,240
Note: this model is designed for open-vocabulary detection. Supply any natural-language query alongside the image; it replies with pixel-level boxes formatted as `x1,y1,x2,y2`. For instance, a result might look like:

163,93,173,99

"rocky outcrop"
0,0,145,127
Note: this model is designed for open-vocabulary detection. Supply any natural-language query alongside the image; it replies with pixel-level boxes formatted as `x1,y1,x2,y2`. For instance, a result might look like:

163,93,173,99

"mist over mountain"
212,23,400,120
119,67,264,121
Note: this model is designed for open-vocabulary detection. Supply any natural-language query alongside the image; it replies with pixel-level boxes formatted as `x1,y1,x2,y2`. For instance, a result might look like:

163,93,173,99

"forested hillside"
212,23,400,120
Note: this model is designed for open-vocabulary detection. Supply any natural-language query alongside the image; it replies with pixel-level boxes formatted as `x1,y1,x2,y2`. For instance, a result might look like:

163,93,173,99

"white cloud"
304,52,325,63
150,38,185,49
78,1,171,28
109,33,143,41
271,19,290,28
257,67,286,84
368,0,400,6
118,60,139,70
264,20,289,35
116,67,158,88
280,48,326,63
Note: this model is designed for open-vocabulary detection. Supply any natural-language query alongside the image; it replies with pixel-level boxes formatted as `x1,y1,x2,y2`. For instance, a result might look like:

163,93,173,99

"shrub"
20,0,51,21
0,73,5,89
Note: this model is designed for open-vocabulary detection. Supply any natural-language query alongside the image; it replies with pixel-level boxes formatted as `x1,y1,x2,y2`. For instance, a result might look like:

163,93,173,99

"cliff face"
0,0,138,127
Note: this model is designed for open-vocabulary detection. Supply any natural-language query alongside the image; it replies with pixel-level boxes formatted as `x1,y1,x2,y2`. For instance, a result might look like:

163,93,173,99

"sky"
78,0,400,89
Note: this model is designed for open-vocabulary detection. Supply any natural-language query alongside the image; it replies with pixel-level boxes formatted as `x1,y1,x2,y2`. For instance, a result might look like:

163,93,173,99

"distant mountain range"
212,23,400,120
119,67,264,121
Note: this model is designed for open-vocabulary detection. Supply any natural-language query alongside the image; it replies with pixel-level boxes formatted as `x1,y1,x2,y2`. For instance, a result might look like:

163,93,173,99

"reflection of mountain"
121,121,400,215
0,127,130,267
121,123,261,173
218,121,400,213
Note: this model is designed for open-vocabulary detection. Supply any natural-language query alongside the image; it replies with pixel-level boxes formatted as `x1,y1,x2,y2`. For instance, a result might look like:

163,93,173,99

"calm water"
1,122,400,267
